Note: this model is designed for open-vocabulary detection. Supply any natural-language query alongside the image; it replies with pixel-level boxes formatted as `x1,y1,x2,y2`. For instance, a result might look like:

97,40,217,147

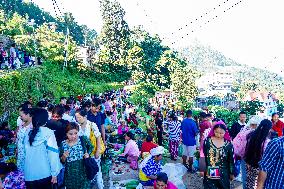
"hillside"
0,0,97,45
178,43,284,96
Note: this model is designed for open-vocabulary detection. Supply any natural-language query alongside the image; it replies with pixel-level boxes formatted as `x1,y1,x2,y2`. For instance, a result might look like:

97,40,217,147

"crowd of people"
0,89,283,189
0,42,40,70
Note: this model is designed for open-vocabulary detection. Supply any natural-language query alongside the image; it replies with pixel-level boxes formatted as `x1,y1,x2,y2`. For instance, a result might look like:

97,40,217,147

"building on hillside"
244,91,278,116
76,46,90,67
196,68,234,96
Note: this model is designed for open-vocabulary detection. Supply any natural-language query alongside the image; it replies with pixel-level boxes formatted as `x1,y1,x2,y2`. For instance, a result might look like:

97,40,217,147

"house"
244,91,278,116
196,68,234,96
76,46,89,67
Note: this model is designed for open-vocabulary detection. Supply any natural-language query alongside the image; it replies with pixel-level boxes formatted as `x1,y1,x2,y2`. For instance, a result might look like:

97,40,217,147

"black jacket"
46,119,69,146
229,121,246,139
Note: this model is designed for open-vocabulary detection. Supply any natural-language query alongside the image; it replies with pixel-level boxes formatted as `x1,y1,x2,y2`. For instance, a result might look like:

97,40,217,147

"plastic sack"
162,163,187,189
136,183,143,189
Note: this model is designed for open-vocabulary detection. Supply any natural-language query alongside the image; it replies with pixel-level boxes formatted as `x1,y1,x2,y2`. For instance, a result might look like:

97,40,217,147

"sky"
32,0,284,75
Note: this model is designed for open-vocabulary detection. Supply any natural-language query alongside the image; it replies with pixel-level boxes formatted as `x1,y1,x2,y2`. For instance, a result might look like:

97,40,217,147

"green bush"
208,105,239,128
128,83,159,109
0,63,123,129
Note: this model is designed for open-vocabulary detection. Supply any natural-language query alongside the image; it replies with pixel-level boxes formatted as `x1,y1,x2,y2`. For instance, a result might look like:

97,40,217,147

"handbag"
89,123,106,155
79,136,99,180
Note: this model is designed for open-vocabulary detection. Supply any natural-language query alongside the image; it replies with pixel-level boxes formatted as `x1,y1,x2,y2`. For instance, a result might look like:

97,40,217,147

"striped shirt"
165,120,181,141
259,137,284,189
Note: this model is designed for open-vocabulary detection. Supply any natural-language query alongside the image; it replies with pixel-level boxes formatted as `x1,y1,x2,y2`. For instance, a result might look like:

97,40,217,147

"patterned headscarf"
207,121,231,141
139,146,165,169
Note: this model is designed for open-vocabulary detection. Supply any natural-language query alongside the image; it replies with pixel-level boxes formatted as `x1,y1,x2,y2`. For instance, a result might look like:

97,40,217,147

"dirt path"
102,157,243,189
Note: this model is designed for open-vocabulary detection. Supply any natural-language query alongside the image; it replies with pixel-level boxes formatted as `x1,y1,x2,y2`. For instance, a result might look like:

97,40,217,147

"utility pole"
63,13,69,71
28,19,37,62
63,27,69,69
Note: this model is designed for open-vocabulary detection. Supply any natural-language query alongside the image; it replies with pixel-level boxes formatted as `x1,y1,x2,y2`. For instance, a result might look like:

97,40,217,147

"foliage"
277,102,284,117
208,105,239,127
170,65,200,101
128,83,159,109
0,0,97,45
127,27,169,87
96,0,131,65
240,100,263,116
175,100,195,111
0,63,123,129
87,0,132,80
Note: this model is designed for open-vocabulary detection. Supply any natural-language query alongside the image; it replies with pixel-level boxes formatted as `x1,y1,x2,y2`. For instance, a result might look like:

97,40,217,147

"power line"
51,0,59,17
168,0,244,45
53,0,63,16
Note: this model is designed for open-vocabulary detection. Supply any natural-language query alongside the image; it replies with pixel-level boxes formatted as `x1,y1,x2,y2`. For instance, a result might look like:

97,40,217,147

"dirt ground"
102,157,243,189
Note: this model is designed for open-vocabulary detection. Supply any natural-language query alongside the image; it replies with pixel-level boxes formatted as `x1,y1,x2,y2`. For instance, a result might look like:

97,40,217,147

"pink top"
154,181,178,189
233,127,270,158
232,127,253,158
121,139,140,157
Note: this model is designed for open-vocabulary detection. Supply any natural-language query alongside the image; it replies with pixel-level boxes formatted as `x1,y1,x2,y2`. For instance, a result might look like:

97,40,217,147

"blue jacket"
24,127,61,181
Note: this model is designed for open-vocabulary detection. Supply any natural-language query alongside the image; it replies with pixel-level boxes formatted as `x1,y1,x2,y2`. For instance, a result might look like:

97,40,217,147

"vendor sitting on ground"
117,120,130,143
154,172,178,189
0,122,14,152
139,146,165,187
118,131,140,170
141,135,158,159
118,120,129,135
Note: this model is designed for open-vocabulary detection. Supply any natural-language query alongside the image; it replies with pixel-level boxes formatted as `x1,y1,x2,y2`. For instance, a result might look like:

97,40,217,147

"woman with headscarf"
203,123,234,189
199,119,231,173
139,146,165,187
232,115,262,188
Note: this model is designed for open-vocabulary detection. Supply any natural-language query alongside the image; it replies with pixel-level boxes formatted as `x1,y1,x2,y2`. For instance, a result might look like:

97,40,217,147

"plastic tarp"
162,163,187,189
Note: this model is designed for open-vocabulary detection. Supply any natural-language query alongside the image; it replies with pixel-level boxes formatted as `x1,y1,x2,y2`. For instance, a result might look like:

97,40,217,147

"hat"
150,146,165,156
247,115,263,127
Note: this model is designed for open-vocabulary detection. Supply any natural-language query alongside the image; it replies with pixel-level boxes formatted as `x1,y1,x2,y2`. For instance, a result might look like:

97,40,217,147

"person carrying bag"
79,136,99,180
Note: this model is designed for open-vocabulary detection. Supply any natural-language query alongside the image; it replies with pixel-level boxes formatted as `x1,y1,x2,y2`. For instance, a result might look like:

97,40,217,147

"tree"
81,25,97,46
240,100,263,116
170,65,200,101
126,27,169,86
0,12,28,39
0,0,96,45
98,0,131,64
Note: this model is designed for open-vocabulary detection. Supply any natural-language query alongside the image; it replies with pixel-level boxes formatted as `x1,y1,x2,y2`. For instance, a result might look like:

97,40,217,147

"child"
60,122,93,189
154,172,178,189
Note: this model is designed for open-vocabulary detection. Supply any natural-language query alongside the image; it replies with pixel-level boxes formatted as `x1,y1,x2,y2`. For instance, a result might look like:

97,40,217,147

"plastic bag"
178,145,183,157
136,183,143,189
162,163,187,189
193,159,199,170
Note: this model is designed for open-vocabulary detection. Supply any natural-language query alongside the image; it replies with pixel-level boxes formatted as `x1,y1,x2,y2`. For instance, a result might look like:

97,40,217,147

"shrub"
0,64,123,129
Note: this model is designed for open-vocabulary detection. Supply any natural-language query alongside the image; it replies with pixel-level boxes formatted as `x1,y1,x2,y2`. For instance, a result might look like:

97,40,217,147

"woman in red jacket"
141,135,158,158
271,113,284,137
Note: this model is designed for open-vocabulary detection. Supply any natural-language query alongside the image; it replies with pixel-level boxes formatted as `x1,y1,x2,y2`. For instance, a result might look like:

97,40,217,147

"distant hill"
177,43,284,96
